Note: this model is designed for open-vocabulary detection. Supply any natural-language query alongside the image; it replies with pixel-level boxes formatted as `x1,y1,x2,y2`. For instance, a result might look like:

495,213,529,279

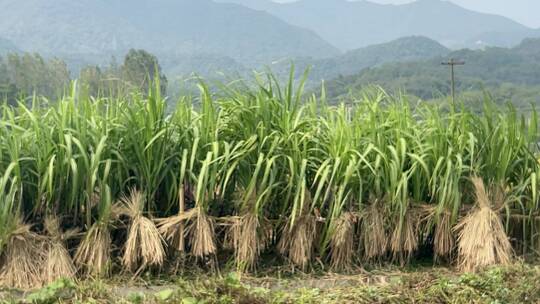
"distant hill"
323,38,540,102
164,53,247,79
267,36,450,84
220,0,539,50
0,0,339,66
0,37,19,55
313,36,450,80
466,30,540,49
514,38,540,59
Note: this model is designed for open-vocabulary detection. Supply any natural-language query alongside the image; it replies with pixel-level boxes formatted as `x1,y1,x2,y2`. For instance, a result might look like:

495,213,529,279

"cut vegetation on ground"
2,264,540,303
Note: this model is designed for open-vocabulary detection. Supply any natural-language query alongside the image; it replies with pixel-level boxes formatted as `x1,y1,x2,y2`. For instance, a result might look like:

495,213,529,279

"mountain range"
0,0,539,86
164,35,450,93
0,0,337,66
219,0,540,50
323,38,540,102
280,35,450,81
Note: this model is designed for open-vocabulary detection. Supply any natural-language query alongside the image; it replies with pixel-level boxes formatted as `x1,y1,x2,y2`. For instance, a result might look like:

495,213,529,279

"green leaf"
155,289,175,301
181,297,199,304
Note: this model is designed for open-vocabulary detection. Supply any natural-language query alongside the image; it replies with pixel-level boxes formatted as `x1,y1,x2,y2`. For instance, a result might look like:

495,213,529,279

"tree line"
0,49,167,105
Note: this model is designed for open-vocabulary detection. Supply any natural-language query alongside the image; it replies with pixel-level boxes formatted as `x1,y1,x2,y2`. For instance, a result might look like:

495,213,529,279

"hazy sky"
275,0,540,28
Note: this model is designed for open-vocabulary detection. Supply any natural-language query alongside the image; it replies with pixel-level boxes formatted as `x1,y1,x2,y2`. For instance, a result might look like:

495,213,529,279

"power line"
441,58,465,103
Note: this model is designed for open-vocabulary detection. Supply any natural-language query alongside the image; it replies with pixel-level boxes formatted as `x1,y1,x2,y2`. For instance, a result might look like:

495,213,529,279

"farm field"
1,0,539,302
1,75,540,302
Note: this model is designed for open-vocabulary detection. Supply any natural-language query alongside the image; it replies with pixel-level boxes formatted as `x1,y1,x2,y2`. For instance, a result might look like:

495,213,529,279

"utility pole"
441,58,465,103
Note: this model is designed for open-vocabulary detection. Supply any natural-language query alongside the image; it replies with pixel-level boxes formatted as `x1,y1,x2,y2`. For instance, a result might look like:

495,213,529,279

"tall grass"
0,72,539,286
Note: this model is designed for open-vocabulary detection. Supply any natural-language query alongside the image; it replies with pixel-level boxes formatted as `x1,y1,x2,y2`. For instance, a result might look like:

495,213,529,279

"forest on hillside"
324,38,540,109
2,38,540,111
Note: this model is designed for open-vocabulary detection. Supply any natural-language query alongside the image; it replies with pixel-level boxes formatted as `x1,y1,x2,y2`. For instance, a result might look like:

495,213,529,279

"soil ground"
1,263,539,303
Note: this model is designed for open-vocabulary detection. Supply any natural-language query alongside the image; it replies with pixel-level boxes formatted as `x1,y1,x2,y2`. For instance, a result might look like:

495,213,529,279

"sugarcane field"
1,72,540,303
2,0,540,302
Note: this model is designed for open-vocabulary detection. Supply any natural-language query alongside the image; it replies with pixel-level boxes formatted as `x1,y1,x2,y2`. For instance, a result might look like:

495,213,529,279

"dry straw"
225,213,272,271
390,208,420,265
74,223,112,277
187,207,217,259
454,177,513,272
0,221,45,289
433,211,455,261
279,214,318,269
43,216,78,284
360,201,388,261
119,189,165,273
329,212,357,270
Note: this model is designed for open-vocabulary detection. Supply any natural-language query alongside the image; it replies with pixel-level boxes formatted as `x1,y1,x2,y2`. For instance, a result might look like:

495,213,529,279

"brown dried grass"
43,216,77,284
225,213,272,271
454,177,512,272
329,212,357,271
360,201,388,260
433,211,455,261
155,185,192,254
390,208,420,265
278,214,318,270
123,215,166,272
0,222,46,289
187,207,216,259
74,223,111,277
119,189,165,273
156,209,196,253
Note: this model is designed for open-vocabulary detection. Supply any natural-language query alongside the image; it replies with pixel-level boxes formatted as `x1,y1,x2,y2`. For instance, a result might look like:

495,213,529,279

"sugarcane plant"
0,70,539,289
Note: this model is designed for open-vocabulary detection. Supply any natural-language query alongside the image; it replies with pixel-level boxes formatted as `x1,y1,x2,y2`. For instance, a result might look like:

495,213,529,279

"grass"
0,70,540,288
2,263,540,303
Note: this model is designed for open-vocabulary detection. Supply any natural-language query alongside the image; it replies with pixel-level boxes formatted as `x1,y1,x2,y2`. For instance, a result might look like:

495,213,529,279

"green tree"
47,58,70,97
79,65,104,97
0,58,17,105
121,49,167,96
2,53,70,102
